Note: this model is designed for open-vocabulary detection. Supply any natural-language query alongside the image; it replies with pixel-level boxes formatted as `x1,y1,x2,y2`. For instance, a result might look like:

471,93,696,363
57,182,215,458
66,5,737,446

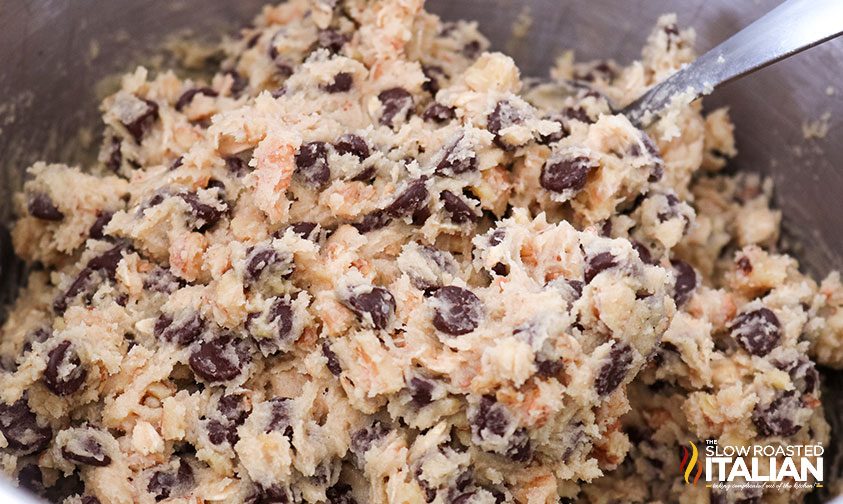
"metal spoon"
623,0,843,128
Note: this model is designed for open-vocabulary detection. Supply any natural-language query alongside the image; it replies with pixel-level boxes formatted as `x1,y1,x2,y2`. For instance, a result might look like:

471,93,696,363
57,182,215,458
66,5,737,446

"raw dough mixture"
1,1,842,503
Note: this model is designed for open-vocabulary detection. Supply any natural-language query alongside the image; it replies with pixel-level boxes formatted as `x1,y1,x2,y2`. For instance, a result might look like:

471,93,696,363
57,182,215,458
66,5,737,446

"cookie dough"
1,2,841,503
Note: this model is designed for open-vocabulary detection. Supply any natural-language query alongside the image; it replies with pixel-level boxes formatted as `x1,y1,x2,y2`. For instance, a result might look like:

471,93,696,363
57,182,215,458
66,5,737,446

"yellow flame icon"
683,441,698,484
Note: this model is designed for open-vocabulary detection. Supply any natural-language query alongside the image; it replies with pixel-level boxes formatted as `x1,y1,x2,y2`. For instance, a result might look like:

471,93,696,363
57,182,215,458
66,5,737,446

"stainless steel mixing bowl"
0,0,840,502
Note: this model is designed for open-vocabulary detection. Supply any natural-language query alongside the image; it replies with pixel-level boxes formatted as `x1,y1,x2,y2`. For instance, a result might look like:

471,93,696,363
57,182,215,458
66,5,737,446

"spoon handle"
623,0,843,127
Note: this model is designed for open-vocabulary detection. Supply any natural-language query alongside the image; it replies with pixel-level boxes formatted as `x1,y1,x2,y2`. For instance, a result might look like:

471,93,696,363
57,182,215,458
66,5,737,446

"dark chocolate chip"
488,228,506,246
730,308,781,357
385,178,429,218
378,87,414,127
155,313,204,347
440,190,478,224
432,286,483,336
595,342,633,396
422,103,456,123
752,391,803,437
322,341,342,376
175,87,218,111
245,246,280,282
506,427,533,462
122,98,159,143
0,398,51,455
487,101,523,149
584,252,617,284
44,340,87,396
225,155,249,176
343,287,396,330
323,72,353,93
144,267,184,294
350,421,388,457
189,334,250,383
224,70,247,96
326,483,358,504
180,191,228,232
105,137,122,173
334,134,370,160
470,395,510,439
540,155,596,194
352,210,391,234
421,65,445,95
317,29,348,54
435,140,477,176
631,241,654,265
148,459,194,502
61,433,111,466
89,212,114,240
671,260,697,307
290,221,319,240
408,377,435,407
265,397,292,434
28,193,64,221
295,141,330,188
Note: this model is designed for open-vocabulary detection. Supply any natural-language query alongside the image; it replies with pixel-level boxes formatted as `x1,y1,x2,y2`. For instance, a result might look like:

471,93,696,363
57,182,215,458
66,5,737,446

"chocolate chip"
540,155,596,194
0,398,51,455
105,137,122,173
584,252,617,283
248,485,293,504
148,459,194,502
322,341,342,375
408,377,435,407
536,357,564,377
562,106,591,124
440,190,478,224
343,287,395,330
317,29,348,54
155,313,204,347
290,221,319,240
225,155,249,176
250,298,295,355
671,260,697,307
378,87,414,127
324,72,353,93
295,141,330,188
61,432,111,466
462,40,482,59
435,140,477,176
89,211,114,240
421,65,445,95
144,267,184,294
752,391,803,437
432,286,483,336
189,334,250,383
631,241,654,265
385,178,429,218
266,397,292,434
81,497,101,504
219,393,250,425
44,340,87,396
28,193,64,221
488,228,506,246
470,395,510,439
334,134,370,160
326,483,357,504
350,166,376,182
175,87,218,111
353,210,391,234
180,191,228,232
506,427,532,462
350,421,388,456
422,103,455,123
595,342,633,396
122,98,159,143
17,464,43,494
730,308,781,357
487,100,523,149
224,70,247,96
737,255,753,274
538,115,568,145
88,244,124,278
245,246,280,282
